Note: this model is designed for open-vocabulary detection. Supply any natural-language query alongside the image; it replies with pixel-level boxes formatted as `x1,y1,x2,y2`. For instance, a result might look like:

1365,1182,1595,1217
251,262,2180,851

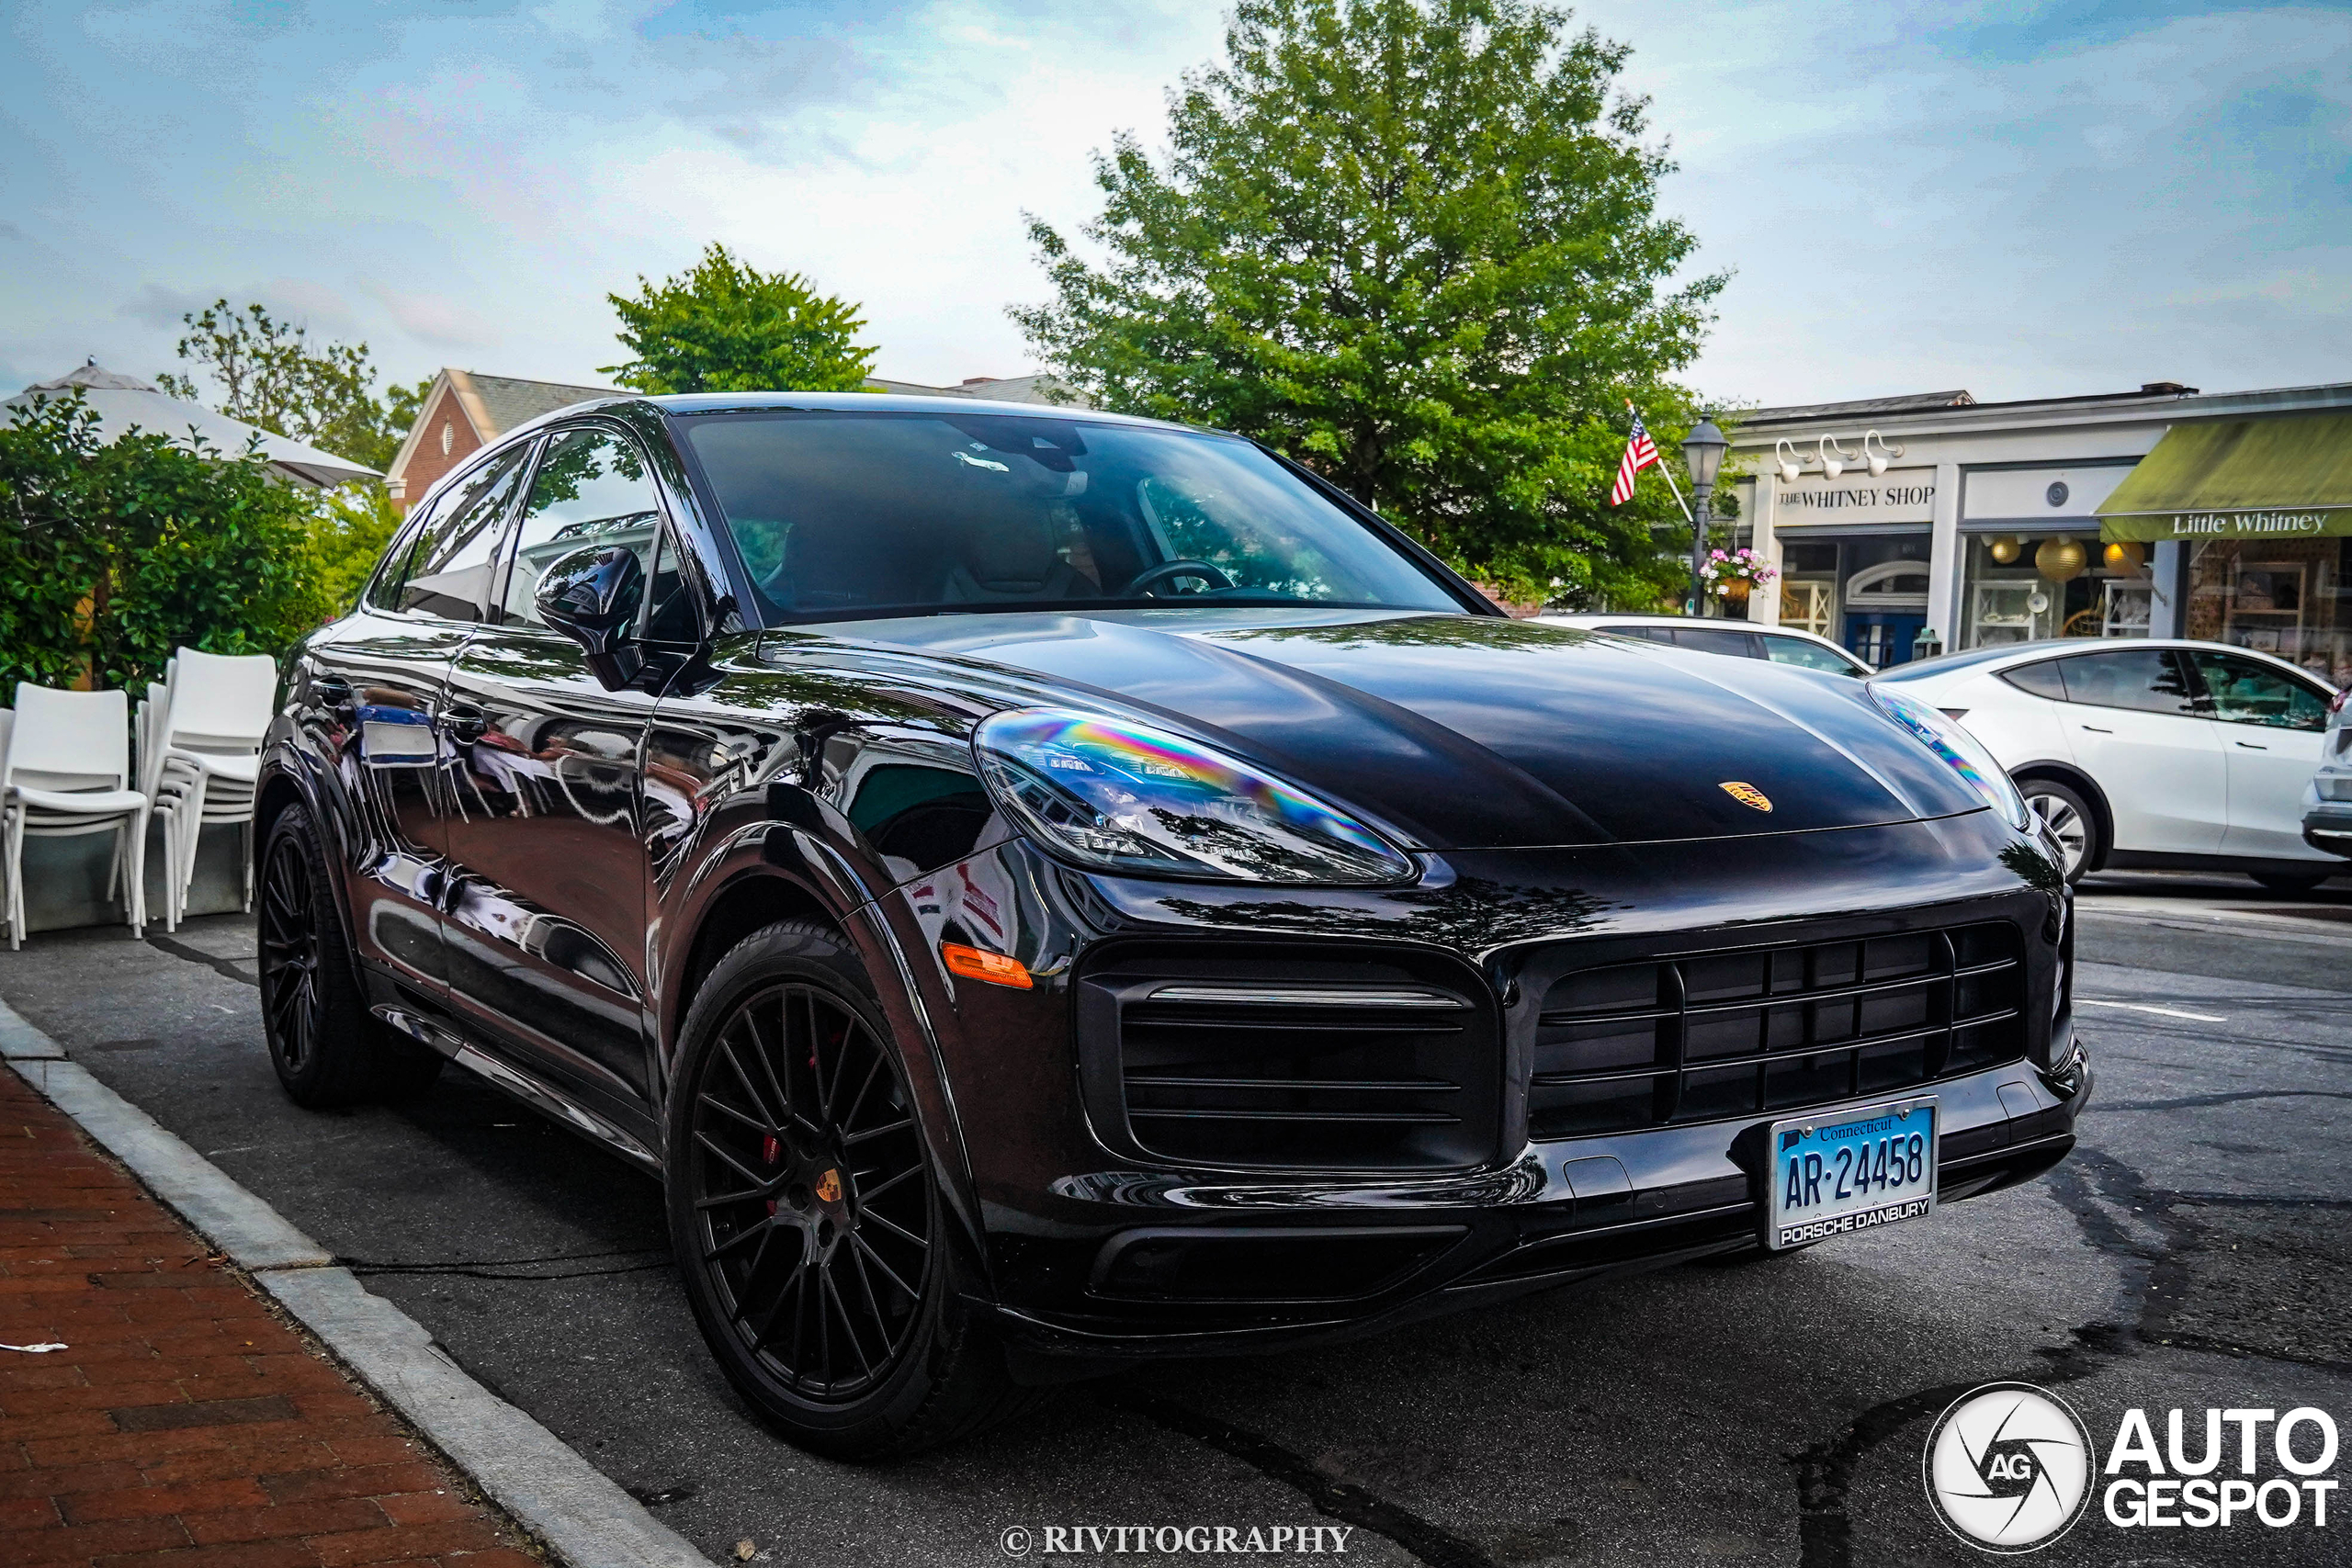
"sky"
2,0,2346,416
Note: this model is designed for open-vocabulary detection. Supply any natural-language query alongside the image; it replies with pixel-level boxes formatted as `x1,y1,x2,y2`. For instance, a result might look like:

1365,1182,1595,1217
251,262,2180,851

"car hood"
789,610,1990,852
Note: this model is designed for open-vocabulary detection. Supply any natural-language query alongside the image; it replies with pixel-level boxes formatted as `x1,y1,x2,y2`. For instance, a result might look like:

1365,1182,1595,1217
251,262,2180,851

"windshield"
675,410,1463,623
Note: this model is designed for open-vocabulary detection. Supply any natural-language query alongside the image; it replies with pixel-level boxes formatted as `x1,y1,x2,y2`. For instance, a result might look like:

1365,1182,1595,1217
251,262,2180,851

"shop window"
2184,539,2350,688
1781,579,1835,637
1961,534,2148,649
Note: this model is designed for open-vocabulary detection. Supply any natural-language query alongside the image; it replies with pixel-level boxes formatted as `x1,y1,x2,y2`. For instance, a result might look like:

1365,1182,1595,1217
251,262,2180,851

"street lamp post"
1682,416,1727,616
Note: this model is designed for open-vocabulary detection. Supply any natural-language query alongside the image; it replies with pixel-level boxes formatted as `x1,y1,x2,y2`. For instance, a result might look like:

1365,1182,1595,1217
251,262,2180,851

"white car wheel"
2020,782,2093,883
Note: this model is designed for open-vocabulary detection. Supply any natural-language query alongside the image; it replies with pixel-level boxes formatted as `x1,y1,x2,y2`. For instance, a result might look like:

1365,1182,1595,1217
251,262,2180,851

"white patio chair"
3,684,149,949
149,649,274,925
138,679,197,930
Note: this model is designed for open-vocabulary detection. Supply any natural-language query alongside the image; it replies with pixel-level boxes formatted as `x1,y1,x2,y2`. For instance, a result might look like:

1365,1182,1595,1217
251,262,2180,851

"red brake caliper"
763,1134,781,1215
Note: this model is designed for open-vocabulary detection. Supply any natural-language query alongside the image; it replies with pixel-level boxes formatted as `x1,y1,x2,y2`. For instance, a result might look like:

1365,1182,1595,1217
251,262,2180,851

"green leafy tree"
298,482,403,626
1012,0,1729,607
602,243,878,394
0,393,324,693
156,299,417,471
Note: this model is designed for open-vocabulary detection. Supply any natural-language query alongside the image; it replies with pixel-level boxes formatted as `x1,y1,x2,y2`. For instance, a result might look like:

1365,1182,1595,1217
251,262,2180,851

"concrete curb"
0,997,713,1568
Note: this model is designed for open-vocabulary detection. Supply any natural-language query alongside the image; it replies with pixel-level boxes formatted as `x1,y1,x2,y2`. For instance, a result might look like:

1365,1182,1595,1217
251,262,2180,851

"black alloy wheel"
689,979,932,1402
667,919,1035,1460
258,829,324,1077
256,806,444,1107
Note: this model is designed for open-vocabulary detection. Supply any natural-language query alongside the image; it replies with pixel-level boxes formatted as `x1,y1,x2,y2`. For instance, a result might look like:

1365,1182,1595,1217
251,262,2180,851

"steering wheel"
1120,559,1235,598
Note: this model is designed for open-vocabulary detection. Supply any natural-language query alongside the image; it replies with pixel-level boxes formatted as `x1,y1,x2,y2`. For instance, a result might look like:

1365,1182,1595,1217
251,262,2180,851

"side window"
1603,625,1674,644
2056,649,2199,716
2188,651,2330,731
365,510,435,614
640,527,703,644
393,448,532,620
2001,660,2069,701
1763,635,1862,675
1672,627,1764,658
498,429,670,628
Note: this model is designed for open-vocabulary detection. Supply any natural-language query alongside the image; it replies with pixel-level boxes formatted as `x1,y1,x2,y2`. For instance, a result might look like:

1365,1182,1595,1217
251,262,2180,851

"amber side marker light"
941,942,1034,989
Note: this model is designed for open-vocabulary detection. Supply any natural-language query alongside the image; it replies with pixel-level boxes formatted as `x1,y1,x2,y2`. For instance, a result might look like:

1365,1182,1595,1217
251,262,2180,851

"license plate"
1765,1097,1939,1250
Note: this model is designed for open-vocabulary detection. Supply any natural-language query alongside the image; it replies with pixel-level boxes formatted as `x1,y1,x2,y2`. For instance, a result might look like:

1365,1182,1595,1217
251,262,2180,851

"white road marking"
2077,998,2227,1023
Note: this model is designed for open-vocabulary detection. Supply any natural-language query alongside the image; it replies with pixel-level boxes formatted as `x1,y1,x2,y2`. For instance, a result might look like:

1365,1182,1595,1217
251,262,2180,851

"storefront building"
1727,380,2352,682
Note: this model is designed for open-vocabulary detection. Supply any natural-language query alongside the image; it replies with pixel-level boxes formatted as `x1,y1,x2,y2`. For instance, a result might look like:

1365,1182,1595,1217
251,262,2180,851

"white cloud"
6,0,2346,406
360,282,504,349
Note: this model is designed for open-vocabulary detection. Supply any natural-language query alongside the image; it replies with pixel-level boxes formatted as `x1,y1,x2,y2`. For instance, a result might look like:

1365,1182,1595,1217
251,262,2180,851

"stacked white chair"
144,649,276,931
2,684,150,949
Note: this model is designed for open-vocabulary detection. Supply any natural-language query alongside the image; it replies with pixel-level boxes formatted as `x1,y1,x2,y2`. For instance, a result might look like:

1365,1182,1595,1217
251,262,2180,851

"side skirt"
372,1005,661,1174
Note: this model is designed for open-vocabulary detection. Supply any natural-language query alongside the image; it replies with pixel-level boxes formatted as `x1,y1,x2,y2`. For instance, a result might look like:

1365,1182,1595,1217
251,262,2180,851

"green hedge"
0,391,370,695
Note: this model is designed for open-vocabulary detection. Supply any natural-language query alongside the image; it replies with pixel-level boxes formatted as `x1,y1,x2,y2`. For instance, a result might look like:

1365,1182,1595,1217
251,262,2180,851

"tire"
2248,870,2333,896
2018,778,2098,886
256,805,446,1108
665,919,1038,1461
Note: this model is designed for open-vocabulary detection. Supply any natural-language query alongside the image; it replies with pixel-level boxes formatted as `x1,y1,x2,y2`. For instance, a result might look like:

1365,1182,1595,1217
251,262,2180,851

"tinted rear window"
2057,649,2199,716
2001,660,2068,701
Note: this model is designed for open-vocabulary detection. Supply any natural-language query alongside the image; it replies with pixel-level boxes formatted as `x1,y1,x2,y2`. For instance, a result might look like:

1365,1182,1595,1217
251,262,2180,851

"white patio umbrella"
4,362,380,488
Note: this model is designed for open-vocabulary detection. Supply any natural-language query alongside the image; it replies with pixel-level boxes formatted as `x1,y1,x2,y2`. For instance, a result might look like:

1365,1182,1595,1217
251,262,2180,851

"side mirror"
536,545,645,690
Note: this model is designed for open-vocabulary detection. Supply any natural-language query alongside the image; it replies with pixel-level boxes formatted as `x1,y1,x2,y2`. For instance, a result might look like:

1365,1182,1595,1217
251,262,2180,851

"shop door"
1846,613,1925,670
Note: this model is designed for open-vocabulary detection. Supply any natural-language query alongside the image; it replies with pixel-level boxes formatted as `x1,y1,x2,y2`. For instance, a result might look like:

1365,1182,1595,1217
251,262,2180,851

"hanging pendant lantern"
2036,536,2086,583
2102,540,2144,574
1987,535,2022,565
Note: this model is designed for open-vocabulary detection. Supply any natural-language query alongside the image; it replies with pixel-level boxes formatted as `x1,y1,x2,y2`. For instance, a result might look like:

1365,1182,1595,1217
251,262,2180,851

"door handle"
440,705,489,743
2080,724,2113,734
2235,740,2268,750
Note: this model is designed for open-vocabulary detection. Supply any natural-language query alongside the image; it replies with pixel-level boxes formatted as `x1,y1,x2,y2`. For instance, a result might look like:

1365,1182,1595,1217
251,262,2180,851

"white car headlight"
1871,688,2031,831
973,707,1414,886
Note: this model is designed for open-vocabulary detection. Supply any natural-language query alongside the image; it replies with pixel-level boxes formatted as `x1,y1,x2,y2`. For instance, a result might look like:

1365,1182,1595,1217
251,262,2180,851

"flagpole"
1629,400,1696,526
1627,400,1702,614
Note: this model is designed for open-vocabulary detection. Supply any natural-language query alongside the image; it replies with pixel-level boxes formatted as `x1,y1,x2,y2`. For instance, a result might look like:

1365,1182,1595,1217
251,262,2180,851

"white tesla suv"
1871,638,2344,891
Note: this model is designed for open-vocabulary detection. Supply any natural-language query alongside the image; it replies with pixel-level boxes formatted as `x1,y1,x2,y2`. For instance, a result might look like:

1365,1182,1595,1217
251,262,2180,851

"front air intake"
1076,944,1501,1172
1527,920,2027,1139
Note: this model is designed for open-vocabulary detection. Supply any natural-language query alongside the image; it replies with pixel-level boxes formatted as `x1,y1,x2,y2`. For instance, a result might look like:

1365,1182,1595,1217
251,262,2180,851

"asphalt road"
2,866,2346,1568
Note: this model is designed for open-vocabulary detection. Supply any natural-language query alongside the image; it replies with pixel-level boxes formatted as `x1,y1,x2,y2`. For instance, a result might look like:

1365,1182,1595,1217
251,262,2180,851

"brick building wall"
388,382,482,515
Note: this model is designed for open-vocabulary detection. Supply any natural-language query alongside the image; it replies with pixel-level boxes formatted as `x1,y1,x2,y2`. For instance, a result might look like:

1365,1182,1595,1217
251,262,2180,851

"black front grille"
1529,921,2026,1139
1078,946,1500,1171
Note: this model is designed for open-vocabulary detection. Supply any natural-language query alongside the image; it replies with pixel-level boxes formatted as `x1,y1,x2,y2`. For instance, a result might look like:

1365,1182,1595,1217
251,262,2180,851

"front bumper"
897,811,2084,1375
981,1048,2089,1372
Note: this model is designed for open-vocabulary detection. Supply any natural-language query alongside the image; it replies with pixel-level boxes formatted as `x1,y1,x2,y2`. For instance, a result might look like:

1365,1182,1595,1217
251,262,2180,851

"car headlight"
1871,688,2031,831
972,707,1414,885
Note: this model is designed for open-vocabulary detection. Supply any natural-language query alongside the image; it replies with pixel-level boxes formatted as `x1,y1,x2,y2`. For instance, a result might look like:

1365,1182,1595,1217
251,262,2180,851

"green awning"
2097,411,2352,542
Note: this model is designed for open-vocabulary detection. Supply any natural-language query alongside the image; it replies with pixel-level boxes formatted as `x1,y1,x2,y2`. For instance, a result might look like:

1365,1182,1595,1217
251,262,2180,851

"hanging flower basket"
1700,548,1776,605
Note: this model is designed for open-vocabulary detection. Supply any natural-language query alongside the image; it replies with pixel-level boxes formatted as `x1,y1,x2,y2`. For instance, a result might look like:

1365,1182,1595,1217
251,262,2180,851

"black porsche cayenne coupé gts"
256,392,2089,1457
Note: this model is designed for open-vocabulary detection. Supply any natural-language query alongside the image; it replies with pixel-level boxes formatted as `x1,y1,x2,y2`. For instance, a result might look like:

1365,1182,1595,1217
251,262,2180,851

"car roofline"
641,389,1221,434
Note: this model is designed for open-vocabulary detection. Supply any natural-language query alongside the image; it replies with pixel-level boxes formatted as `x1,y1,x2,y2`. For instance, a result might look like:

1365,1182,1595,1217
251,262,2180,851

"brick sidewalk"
0,1068,538,1567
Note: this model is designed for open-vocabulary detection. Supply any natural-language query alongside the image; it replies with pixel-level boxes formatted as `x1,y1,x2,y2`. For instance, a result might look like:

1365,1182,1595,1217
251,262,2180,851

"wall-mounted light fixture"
1773,431,1909,485
1861,430,1905,477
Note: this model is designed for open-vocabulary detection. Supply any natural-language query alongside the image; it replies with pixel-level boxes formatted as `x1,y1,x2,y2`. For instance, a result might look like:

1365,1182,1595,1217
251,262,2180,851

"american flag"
1609,411,1661,506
